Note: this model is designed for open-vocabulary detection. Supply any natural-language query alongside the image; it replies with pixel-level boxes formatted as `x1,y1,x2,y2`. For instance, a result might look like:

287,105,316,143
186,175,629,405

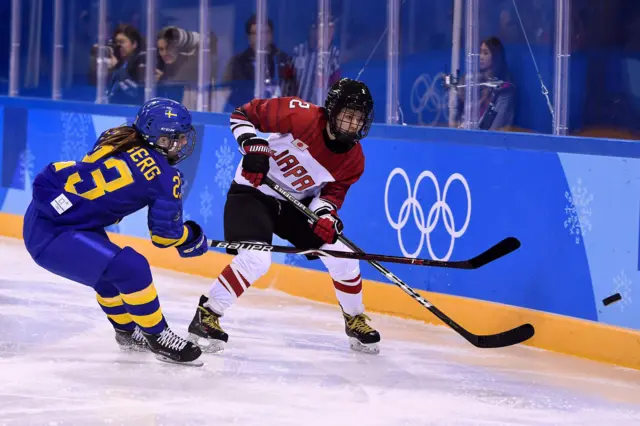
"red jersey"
230,96,364,210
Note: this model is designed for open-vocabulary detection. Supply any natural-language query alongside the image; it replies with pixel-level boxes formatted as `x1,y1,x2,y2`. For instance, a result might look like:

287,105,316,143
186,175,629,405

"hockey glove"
241,138,271,187
311,207,344,245
177,220,208,258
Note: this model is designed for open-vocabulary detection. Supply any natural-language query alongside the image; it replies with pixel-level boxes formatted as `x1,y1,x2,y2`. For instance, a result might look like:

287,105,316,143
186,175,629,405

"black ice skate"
115,326,148,352
142,326,203,367
342,310,381,355
188,295,229,354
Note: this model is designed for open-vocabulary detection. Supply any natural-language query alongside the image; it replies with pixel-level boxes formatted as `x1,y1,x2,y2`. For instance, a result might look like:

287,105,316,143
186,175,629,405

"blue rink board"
1,96,639,332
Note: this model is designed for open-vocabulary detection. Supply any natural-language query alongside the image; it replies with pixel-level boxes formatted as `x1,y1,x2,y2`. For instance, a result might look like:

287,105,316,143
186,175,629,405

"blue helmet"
133,97,196,165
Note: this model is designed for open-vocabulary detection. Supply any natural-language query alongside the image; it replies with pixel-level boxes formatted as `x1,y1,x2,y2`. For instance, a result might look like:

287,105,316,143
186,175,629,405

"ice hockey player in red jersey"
188,78,381,354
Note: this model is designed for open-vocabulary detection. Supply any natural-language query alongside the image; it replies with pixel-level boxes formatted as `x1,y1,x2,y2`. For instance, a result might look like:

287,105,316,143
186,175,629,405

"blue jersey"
31,143,190,249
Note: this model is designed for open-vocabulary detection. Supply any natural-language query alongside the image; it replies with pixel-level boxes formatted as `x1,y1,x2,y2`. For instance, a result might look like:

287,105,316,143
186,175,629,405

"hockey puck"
602,293,622,306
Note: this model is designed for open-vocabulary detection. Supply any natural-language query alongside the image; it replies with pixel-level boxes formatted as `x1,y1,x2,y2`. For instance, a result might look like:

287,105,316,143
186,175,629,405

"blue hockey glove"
177,221,208,258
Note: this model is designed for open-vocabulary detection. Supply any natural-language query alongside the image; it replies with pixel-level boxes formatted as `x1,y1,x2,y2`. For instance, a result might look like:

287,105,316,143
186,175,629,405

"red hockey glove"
311,207,344,244
241,138,271,187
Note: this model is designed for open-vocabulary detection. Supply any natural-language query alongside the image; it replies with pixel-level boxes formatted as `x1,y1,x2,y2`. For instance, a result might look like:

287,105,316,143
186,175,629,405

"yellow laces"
345,313,375,334
200,306,223,331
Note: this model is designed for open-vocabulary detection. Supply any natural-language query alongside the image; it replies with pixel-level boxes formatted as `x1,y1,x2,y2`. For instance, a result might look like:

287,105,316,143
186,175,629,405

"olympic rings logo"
410,72,450,126
384,168,471,261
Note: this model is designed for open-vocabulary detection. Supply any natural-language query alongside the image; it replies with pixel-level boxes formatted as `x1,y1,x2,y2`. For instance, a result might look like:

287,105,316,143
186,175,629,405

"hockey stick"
262,176,535,348
208,237,520,269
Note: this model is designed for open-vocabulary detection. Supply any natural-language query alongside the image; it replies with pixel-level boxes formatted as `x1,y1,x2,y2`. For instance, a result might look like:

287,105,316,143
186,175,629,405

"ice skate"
142,326,203,367
188,295,229,353
343,310,380,355
115,326,149,352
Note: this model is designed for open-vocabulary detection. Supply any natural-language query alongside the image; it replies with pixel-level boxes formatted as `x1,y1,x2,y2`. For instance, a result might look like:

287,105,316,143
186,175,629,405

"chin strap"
336,135,357,152
323,128,356,153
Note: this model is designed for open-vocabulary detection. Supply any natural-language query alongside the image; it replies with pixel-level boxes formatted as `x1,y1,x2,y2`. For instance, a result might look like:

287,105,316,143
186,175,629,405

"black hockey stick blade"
408,236,521,269
466,236,521,269
466,323,535,348
428,304,535,348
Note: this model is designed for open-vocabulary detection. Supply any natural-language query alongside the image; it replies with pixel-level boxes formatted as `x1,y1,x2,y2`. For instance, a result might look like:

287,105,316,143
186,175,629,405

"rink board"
2,212,640,370
1,97,640,369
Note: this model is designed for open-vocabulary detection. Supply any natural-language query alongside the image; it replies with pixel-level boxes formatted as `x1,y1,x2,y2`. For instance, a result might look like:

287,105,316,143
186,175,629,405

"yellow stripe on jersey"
130,308,164,329
120,283,158,306
150,226,189,248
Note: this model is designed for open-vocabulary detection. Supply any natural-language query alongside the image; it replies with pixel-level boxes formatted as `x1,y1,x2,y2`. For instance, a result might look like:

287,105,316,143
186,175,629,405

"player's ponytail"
96,126,144,153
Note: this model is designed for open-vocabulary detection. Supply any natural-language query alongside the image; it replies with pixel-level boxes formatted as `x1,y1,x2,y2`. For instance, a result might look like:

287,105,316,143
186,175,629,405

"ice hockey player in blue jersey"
22,97,208,366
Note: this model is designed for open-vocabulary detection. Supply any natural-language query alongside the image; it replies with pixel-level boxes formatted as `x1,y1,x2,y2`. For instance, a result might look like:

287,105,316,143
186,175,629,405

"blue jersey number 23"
53,157,134,201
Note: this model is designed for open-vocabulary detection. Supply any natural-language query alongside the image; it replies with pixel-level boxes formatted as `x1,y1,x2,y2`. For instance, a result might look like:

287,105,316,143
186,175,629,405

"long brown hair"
96,126,144,153
481,36,510,81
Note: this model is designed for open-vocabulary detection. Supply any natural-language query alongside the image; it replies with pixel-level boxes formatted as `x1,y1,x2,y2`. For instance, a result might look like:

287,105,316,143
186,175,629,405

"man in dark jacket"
222,15,296,111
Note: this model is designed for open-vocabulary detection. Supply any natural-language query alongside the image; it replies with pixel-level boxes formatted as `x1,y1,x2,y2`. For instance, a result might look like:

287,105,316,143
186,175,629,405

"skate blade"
349,337,380,355
189,333,225,354
119,344,150,353
154,353,204,367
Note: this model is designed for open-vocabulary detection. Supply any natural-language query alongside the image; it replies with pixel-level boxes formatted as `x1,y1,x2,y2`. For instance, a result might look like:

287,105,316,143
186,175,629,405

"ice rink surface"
1,236,640,426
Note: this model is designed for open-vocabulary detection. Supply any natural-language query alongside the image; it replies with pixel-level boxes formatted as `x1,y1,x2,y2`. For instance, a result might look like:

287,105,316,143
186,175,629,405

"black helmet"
324,78,374,145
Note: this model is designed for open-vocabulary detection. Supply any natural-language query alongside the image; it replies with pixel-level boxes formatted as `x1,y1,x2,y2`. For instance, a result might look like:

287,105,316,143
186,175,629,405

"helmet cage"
329,95,374,141
150,126,196,166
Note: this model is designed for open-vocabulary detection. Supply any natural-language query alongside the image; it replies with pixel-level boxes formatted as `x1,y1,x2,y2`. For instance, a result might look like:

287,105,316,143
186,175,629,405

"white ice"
1,236,640,426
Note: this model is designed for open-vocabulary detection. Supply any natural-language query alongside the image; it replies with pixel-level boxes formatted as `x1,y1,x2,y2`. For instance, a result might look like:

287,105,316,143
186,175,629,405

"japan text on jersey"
229,96,365,209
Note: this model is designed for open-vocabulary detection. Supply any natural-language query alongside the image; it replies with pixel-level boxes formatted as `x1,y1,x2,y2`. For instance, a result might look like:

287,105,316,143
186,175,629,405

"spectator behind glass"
291,17,341,105
222,15,296,111
135,26,218,109
455,36,516,131
89,24,145,105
